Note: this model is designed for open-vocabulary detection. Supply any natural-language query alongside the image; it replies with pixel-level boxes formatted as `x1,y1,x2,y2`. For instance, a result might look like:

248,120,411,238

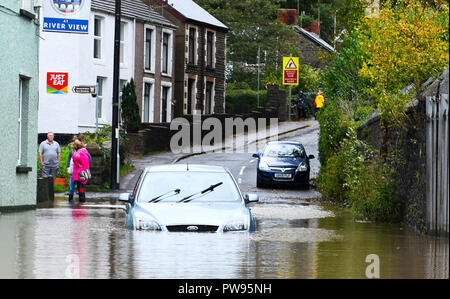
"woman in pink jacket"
72,139,90,203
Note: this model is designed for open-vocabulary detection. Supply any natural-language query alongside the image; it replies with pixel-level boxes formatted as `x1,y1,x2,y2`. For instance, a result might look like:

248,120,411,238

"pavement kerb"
172,122,310,164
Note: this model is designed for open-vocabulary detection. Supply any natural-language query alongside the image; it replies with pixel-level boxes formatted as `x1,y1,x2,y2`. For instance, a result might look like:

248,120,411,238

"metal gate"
426,93,449,236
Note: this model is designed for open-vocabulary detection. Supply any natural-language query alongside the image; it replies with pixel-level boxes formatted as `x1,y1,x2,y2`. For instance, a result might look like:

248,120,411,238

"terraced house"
0,0,40,210
145,0,229,117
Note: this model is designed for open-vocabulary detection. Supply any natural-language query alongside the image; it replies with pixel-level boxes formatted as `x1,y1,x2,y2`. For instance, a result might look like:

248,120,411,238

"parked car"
118,164,259,232
253,141,314,189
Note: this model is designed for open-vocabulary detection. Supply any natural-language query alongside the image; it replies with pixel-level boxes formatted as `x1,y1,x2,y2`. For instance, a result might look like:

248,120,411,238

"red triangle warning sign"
285,58,297,69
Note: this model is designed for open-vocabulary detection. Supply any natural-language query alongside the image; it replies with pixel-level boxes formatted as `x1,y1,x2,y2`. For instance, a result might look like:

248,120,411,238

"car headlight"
258,161,270,171
135,217,162,231
223,219,249,232
297,163,307,172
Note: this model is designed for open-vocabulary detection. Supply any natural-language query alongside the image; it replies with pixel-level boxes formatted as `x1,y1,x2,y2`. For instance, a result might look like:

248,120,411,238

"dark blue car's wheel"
257,177,266,188
302,173,310,190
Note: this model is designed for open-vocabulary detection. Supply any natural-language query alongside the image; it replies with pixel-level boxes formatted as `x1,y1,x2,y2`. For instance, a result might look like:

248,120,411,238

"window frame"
144,24,156,73
142,78,155,123
188,27,197,65
161,29,173,76
160,82,172,123
96,76,105,120
93,16,103,60
206,31,215,68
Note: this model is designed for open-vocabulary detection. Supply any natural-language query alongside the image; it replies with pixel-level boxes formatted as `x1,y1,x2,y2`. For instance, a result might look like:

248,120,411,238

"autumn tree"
358,0,449,125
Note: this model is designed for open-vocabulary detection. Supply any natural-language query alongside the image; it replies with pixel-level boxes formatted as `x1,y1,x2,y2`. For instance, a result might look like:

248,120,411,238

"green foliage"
349,158,400,222
317,125,399,221
321,33,375,108
225,89,267,114
195,0,300,70
121,78,141,133
264,65,321,93
317,100,348,167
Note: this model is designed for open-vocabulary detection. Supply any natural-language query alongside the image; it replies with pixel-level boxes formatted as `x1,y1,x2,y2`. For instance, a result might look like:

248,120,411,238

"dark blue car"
253,141,315,189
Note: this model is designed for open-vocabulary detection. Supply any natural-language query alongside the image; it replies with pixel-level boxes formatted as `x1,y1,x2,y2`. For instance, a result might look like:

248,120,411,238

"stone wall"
127,108,279,156
357,69,449,234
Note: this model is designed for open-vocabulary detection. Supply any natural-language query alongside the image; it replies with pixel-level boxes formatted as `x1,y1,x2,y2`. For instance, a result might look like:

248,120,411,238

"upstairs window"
144,28,153,71
206,31,214,68
162,32,170,74
94,17,102,59
188,27,196,64
120,22,126,64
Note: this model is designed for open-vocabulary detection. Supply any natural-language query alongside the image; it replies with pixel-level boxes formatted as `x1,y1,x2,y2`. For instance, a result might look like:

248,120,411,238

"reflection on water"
0,199,448,278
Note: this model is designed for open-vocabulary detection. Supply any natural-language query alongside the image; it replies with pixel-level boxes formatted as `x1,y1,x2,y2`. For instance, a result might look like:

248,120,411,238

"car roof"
266,141,303,146
144,164,229,173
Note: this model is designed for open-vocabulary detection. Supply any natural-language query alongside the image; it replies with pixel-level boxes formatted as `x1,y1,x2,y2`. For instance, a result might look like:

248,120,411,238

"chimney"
304,21,320,37
277,9,298,26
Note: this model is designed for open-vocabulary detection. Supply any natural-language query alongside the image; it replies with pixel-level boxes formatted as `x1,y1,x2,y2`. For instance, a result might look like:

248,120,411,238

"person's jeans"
69,176,76,195
42,165,59,184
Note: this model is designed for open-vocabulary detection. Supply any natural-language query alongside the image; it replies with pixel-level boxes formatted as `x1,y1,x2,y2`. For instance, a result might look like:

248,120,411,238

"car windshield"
263,143,305,158
137,171,241,203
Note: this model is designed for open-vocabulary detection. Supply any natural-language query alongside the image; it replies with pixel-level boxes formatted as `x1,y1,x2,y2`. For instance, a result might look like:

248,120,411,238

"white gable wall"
38,8,134,134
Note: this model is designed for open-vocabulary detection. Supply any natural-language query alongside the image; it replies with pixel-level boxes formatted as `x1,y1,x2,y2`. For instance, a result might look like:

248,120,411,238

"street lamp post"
111,0,121,190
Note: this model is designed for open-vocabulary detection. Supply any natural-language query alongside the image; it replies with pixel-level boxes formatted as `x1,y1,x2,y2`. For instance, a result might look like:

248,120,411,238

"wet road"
0,121,448,278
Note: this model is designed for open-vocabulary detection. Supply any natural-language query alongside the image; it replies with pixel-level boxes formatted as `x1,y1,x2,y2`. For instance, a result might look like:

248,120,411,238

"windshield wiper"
178,182,223,203
148,189,181,203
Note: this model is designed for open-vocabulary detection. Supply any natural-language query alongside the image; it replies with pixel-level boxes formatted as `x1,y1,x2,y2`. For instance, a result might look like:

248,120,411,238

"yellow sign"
283,57,299,85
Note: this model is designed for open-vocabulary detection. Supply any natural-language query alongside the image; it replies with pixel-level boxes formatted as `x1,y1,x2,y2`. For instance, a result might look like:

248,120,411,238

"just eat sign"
47,72,68,94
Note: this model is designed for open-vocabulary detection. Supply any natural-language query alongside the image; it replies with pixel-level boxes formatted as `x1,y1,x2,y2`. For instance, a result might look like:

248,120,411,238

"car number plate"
274,173,292,178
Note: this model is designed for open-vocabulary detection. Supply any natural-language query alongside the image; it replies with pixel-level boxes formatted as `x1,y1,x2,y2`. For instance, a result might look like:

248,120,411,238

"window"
120,22,126,64
188,27,196,64
162,32,170,74
18,77,29,165
143,82,152,122
94,17,102,59
96,77,104,119
205,81,213,115
144,28,153,71
187,79,195,115
206,31,214,68
161,86,169,123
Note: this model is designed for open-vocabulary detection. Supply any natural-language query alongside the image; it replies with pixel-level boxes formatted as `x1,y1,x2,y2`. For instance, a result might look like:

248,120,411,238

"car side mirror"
118,193,132,203
308,154,315,159
244,194,259,204
252,153,260,158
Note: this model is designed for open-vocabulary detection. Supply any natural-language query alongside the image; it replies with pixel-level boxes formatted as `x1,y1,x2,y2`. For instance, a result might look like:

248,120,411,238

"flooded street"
0,198,447,279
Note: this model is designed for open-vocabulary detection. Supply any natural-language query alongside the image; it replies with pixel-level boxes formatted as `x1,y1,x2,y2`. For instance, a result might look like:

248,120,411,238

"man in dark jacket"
295,91,306,120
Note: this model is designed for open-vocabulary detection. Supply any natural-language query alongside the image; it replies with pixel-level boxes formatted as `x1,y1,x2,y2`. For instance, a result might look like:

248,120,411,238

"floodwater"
0,198,448,279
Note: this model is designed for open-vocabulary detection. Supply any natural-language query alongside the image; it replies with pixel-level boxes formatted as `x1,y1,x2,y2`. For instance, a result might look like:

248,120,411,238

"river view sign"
43,0,90,34
283,57,299,85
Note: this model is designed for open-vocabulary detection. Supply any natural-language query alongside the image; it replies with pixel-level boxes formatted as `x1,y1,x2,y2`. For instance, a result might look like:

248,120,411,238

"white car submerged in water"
118,164,259,232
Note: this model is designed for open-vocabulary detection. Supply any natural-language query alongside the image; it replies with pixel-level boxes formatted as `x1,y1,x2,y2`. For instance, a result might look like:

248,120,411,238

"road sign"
283,57,299,85
72,85,96,94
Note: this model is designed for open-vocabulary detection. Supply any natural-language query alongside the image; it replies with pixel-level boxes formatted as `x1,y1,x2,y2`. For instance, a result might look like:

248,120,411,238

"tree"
358,0,449,126
195,0,300,70
121,78,141,133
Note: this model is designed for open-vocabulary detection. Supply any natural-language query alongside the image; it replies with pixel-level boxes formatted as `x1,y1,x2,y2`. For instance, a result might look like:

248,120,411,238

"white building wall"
38,8,134,134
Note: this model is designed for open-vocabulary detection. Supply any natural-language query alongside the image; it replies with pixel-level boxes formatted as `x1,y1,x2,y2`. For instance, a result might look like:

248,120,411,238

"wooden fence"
426,93,449,236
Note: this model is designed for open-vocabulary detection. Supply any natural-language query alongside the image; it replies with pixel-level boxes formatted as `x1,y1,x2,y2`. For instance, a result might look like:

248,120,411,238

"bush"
317,124,400,222
317,100,350,167
121,78,141,133
225,89,267,114
349,158,400,222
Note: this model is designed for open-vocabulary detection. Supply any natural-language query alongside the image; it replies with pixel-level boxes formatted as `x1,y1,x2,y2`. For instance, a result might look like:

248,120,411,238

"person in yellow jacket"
313,90,326,119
